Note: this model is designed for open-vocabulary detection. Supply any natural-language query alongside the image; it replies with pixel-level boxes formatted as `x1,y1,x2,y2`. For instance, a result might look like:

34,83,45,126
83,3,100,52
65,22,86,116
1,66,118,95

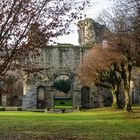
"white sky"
55,0,113,45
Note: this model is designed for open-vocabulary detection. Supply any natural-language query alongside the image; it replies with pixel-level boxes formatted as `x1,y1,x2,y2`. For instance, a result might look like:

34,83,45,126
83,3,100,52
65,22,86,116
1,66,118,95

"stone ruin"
22,18,111,110
1,18,140,109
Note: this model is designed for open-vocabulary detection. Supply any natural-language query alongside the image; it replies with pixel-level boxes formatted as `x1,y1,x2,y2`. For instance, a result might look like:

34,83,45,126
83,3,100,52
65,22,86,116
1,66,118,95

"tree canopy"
0,0,89,77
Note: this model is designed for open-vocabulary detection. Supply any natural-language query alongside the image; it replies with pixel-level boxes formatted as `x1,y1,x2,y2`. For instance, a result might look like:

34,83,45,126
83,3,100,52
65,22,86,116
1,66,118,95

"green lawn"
54,105,73,109
0,107,140,140
54,98,73,109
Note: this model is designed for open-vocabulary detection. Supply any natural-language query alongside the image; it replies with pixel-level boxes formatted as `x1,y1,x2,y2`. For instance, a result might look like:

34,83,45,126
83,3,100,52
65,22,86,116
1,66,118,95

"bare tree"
93,0,140,111
0,0,90,77
79,44,126,109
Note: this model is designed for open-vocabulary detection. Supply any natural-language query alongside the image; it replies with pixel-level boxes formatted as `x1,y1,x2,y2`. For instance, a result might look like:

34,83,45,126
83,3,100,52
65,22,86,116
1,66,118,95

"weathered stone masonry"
22,45,90,109
22,18,140,110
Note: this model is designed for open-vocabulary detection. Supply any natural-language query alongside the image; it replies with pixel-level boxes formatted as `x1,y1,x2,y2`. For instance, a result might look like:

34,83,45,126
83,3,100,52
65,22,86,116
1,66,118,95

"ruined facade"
22,18,140,109
1,18,139,109
22,43,113,109
22,45,90,109
77,18,108,46
22,18,110,110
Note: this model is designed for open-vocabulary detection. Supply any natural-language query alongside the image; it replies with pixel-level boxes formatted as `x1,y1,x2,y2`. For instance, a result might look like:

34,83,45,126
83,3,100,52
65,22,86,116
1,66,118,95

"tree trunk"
111,86,119,109
124,85,132,112
116,90,123,108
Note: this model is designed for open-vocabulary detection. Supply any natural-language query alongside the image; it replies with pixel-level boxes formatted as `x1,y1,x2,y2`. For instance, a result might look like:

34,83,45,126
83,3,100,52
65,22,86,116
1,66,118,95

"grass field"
0,107,140,140
54,98,73,109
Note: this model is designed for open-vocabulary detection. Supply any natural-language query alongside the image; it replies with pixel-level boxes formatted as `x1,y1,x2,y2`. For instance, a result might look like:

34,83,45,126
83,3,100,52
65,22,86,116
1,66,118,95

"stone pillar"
129,80,135,104
73,90,81,108
22,75,37,110
2,94,8,106
22,88,37,110
45,90,54,109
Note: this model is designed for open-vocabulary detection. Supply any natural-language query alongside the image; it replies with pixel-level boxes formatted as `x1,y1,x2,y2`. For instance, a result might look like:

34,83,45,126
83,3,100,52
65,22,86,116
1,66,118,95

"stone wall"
77,18,108,46
21,18,140,110
130,67,140,104
22,44,90,109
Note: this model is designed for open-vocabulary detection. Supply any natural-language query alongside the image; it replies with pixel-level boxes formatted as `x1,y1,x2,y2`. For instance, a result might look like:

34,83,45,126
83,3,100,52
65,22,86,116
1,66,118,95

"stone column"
22,75,37,110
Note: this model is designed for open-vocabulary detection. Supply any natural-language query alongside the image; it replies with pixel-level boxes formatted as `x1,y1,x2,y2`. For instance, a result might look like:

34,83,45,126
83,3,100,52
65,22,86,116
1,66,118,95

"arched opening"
10,95,20,106
53,75,72,109
81,86,90,108
54,75,71,94
105,97,112,107
37,86,45,109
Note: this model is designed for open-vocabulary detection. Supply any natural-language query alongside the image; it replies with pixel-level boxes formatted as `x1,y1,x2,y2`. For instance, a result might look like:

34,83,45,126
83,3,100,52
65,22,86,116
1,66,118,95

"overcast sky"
55,0,114,45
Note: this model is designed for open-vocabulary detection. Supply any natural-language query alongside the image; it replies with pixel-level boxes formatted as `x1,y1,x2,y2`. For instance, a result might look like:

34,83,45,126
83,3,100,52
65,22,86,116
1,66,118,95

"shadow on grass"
0,134,87,140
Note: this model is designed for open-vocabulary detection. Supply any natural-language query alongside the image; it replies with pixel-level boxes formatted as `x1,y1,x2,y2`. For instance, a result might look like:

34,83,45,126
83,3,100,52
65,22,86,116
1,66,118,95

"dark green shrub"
0,107,5,111
17,107,22,111
61,109,65,113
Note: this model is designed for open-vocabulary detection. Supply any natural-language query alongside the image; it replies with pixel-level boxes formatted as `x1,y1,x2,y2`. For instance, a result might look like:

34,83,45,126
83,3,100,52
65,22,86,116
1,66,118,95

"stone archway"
54,75,71,94
53,74,73,109
37,86,46,109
